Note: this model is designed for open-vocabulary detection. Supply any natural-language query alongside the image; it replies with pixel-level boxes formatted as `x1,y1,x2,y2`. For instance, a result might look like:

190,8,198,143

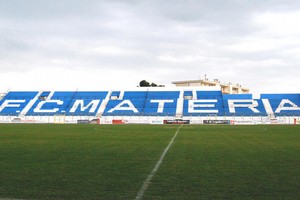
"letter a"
108,100,139,113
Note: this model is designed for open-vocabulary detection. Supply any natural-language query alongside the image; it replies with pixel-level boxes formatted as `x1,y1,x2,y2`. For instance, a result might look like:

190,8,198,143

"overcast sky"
1,0,299,94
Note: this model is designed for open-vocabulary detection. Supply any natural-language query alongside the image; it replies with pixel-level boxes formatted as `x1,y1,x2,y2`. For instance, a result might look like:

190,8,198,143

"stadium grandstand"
0,87,299,124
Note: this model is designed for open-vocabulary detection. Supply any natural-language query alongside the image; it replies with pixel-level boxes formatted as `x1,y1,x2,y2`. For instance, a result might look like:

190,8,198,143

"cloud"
0,0,300,93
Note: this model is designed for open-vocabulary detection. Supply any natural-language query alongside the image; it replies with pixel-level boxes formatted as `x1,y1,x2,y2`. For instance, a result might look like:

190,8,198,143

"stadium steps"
18,91,43,117
96,90,112,116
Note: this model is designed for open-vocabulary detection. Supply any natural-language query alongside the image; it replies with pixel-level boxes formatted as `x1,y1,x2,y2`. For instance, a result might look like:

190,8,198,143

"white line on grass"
134,124,183,200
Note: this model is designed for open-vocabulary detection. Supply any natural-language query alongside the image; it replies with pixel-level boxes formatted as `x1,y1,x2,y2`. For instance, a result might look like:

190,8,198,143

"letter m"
69,100,100,113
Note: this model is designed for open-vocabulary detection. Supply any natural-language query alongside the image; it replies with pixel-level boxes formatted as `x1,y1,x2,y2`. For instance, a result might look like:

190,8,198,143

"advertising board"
163,119,190,124
203,120,230,124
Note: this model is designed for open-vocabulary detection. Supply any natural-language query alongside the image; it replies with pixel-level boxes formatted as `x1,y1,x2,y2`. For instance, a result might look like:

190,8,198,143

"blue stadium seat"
1,90,300,117
0,91,39,115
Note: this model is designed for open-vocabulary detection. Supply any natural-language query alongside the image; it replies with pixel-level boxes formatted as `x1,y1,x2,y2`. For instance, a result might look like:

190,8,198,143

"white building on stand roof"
172,78,249,94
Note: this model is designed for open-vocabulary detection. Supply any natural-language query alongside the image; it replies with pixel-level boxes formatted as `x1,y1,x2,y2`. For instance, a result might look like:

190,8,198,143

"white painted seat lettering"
108,100,139,113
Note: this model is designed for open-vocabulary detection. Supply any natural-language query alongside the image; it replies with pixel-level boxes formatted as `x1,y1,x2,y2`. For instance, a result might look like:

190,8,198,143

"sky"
1,0,300,94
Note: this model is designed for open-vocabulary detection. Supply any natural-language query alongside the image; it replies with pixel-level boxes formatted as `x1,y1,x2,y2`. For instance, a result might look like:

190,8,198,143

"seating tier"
0,90,299,117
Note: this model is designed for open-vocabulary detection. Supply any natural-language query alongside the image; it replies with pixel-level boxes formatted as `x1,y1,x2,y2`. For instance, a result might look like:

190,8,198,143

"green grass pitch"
0,124,299,199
